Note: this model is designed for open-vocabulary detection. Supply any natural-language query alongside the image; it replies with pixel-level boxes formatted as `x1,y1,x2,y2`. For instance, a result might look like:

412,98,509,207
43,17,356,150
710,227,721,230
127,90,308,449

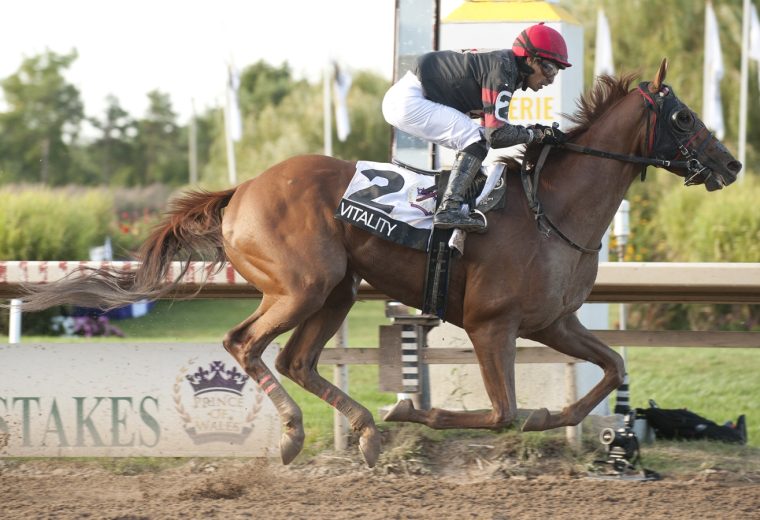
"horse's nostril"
728,161,742,173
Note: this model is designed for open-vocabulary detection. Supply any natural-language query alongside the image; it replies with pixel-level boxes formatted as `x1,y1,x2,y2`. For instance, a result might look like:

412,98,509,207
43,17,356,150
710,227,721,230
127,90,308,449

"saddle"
391,159,507,318
335,158,507,319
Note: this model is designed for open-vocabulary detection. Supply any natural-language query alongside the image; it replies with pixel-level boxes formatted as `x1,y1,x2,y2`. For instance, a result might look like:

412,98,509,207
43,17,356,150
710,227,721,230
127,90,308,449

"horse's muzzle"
703,159,741,191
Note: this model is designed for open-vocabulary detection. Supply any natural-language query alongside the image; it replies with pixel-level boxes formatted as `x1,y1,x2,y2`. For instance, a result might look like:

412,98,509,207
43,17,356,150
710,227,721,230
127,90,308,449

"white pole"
223,96,237,186
332,321,349,452
738,0,750,179
613,200,630,363
9,299,22,343
189,99,198,185
324,61,348,450
323,63,333,157
564,362,581,450
613,200,631,416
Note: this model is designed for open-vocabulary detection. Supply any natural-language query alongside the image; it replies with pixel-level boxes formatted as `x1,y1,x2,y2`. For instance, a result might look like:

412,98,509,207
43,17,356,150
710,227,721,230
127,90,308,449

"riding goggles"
539,59,559,79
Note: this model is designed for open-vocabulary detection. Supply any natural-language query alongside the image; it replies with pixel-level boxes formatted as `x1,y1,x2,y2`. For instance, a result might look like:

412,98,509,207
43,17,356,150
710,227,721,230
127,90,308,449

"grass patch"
23,299,389,346
634,440,760,476
625,347,759,447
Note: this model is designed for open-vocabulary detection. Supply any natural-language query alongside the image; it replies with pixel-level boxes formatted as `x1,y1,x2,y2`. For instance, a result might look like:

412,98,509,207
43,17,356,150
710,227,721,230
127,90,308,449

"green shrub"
110,184,174,215
625,175,760,331
616,172,681,262
656,176,760,262
0,184,173,261
0,185,113,260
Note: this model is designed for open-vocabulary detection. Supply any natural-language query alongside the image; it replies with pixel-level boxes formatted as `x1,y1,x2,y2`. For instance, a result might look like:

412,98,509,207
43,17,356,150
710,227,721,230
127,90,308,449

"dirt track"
2,450,759,520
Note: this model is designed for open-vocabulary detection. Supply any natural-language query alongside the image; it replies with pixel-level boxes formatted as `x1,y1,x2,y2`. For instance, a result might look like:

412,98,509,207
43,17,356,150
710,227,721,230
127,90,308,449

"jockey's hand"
531,124,567,145
540,130,565,146
530,128,547,143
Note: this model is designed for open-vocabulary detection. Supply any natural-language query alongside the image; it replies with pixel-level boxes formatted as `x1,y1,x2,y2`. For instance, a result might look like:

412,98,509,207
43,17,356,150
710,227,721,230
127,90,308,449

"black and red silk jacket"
413,49,532,148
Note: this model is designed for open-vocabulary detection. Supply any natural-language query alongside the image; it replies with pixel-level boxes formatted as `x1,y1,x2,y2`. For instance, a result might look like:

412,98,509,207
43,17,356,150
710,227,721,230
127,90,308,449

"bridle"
521,81,716,255
633,82,715,186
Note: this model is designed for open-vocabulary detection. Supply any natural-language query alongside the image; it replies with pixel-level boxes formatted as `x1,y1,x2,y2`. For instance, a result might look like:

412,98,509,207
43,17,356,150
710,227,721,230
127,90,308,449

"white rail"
2,261,760,302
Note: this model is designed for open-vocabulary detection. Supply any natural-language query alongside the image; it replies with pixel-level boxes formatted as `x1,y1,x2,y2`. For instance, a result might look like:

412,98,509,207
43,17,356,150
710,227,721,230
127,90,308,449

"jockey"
382,23,571,233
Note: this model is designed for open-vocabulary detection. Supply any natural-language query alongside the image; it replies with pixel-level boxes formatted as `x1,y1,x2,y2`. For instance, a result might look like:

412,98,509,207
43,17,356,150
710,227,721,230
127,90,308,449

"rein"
559,142,692,170
520,146,602,254
520,82,711,255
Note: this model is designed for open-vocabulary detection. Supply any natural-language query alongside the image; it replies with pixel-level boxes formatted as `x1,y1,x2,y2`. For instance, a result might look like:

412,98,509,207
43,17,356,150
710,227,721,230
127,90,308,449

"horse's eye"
671,109,695,133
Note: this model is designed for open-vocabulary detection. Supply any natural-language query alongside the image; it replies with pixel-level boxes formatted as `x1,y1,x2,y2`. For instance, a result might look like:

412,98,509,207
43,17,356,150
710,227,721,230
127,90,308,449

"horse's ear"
649,58,668,92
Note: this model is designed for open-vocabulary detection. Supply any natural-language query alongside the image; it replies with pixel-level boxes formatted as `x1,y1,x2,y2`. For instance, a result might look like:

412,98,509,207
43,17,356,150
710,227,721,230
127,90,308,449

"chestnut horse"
21,60,740,467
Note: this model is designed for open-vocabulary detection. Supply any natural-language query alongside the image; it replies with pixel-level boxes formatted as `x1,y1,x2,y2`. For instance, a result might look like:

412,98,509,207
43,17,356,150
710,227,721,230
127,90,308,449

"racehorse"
20,60,740,467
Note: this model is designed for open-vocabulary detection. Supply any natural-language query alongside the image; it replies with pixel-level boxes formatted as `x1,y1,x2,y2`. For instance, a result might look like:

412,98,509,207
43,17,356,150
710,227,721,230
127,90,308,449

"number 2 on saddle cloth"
334,159,507,317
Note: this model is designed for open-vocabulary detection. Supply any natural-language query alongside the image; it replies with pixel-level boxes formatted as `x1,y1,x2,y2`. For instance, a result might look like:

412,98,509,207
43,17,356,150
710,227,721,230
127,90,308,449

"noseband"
521,81,715,255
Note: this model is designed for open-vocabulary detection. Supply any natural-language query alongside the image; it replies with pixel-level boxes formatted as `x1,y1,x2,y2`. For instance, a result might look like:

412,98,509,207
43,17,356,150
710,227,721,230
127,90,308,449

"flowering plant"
109,209,162,259
51,315,125,338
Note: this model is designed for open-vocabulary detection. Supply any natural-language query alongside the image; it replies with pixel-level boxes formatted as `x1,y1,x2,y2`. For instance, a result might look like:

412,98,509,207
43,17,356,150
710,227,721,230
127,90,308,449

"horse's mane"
498,73,640,172
563,73,639,139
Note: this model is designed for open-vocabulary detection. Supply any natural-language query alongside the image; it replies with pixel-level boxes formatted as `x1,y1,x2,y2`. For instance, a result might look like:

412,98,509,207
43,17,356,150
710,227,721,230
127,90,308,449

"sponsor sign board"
0,342,281,457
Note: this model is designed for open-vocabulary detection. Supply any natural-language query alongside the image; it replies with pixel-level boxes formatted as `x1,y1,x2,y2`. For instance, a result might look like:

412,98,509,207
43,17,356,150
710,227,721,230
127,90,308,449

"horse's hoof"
383,398,414,422
522,408,551,432
359,425,381,468
279,428,305,465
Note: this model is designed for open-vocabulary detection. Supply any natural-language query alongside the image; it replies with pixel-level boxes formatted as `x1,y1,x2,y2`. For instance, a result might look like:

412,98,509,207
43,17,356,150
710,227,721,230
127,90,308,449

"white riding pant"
382,71,486,152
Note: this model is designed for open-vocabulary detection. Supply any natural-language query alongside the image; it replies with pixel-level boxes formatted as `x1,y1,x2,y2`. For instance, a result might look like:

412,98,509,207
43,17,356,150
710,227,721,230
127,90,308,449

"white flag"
333,63,352,142
750,3,760,88
703,2,725,140
594,9,615,78
226,64,243,142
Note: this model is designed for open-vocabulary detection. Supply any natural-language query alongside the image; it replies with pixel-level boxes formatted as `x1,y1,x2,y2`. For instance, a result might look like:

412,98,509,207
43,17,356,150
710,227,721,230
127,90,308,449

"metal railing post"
9,299,21,344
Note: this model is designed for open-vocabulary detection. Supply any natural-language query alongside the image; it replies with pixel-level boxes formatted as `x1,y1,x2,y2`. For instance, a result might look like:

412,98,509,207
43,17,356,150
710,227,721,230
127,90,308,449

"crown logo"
186,361,248,395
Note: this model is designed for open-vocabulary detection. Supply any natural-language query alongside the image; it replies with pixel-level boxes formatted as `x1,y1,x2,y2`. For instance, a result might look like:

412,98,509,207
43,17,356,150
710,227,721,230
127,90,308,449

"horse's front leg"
385,322,518,430
521,313,625,431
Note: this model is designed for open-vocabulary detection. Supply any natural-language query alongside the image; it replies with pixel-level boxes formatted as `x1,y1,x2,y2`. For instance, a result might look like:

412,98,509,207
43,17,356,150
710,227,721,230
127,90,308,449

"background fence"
3,260,760,357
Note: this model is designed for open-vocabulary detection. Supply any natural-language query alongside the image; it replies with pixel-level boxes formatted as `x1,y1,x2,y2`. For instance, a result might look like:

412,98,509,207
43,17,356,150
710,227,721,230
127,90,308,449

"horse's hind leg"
522,313,625,431
222,298,272,353
223,294,323,464
275,273,381,467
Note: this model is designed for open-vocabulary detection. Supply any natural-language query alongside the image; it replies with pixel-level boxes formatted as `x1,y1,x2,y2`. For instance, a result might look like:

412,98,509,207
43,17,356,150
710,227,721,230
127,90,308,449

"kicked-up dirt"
2,429,759,519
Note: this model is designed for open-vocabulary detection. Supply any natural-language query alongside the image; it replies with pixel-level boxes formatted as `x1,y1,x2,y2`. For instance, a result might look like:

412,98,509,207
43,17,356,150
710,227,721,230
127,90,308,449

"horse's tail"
20,188,238,312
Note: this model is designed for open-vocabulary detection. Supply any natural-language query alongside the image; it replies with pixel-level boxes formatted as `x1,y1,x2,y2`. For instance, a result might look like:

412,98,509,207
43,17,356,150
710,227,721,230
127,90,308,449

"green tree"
238,60,301,115
0,49,84,185
190,106,221,185
88,95,138,185
133,90,187,185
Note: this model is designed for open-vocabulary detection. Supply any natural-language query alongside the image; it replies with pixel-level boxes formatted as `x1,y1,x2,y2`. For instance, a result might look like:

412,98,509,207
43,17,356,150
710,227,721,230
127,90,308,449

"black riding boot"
433,151,486,233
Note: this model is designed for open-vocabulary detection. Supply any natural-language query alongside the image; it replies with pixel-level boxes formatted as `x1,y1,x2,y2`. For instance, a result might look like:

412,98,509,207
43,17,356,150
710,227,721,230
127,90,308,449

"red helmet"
512,22,572,68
